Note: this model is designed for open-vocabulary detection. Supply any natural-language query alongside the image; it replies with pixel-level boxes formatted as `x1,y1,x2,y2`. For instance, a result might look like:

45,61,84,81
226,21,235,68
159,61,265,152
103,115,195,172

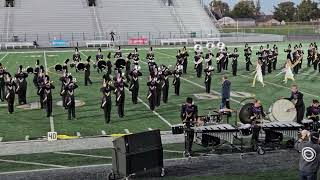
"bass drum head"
239,103,254,124
269,99,296,122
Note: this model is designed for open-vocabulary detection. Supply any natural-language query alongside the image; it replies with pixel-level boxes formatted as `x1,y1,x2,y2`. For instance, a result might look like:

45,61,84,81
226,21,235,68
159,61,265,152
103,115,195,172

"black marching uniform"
96,48,104,73
37,72,45,109
180,98,198,156
5,77,16,114
272,46,278,70
15,67,28,105
84,59,93,86
65,78,78,120
244,44,252,71
307,44,314,68
101,80,115,123
194,51,203,78
59,74,69,109
159,66,171,103
129,68,142,104
41,77,55,117
173,65,182,96
114,76,127,118
204,66,213,93
229,49,239,76
147,75,157,111
181,47,189,74
0,64,5,101
287,91,305,124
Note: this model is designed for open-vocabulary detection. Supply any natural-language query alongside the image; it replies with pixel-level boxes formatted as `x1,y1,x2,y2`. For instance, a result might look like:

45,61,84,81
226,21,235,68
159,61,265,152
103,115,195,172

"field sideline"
0,41,319,142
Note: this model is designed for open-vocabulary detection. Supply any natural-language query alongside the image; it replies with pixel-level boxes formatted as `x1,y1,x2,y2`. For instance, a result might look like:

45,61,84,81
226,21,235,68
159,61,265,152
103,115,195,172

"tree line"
211,0,320,22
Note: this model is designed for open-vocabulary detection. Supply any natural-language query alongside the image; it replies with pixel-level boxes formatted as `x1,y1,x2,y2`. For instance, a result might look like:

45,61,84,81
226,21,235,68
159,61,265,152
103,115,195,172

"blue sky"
205,0,301,15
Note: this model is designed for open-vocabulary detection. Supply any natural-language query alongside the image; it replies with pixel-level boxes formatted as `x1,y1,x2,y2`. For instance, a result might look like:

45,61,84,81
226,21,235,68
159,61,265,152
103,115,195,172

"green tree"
296,0,319,21
231,1,256,18
273,2,296,22
209,0,230,17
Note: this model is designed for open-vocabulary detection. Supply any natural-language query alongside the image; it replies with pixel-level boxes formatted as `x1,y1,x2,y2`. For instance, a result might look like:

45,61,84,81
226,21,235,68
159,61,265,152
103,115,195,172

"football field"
0,41,319,142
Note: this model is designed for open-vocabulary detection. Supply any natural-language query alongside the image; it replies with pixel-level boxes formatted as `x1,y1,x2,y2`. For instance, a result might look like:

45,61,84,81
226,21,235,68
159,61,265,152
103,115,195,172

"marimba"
260,122,302,140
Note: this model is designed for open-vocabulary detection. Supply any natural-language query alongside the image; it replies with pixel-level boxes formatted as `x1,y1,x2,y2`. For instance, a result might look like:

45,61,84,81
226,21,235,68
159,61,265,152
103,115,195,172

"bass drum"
268,99,296,122
239,103,254,124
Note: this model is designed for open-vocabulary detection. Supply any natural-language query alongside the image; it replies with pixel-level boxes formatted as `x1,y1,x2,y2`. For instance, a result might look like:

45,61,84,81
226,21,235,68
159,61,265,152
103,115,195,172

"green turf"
0,42,319,141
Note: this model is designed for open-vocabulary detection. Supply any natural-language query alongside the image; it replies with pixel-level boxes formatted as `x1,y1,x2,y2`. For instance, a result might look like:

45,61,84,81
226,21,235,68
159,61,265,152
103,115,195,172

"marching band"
0,42,319,127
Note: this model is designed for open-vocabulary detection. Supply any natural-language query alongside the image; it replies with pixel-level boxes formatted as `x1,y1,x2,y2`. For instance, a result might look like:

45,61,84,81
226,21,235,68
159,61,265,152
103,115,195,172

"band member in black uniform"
96,48,104,73
194,51,203,78
37,67,46,109
267,49,273,74
256,46,264,75
147,47,156,73
106,52,113,76
223,47,229,70
114,46,122,59
229,48,239,76
261,45,268,76
244,43,252,71
313,49,319,71
5,74,16,114
101,77,115,123
59,71,69,109
0,63,6,102
65,76,78,120
129,65,142,104
306,99,320,122
286,84,305,124
180,97,198,156
249,100,266,143
33,60,41,89
73,47,81,63
15,65,28,105
41,75,55,117
114,72,127,118
181,46,189,74
63,59,69,74
292,45,301,74
110,31,115,42
215,49,225,73
284,44,292,61
159,65,171,103
84,56,93,86
272,45,278,70
204,64,213,93
298,43,304,70
147,73,157,111
173,63,182,96
155,67,162,107
307,43,314,68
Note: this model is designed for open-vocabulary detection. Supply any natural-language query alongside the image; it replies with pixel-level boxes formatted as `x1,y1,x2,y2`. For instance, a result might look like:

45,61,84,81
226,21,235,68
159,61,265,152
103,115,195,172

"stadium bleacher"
0,0,220,47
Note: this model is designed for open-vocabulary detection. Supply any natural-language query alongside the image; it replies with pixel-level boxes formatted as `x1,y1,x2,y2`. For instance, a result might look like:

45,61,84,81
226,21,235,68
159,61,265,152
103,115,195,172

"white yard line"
124,129,130,134
49,117,54,132
76,132,81,137
0,159,67,168
53,152,112,159
163,150,184,153
0,163,112,175
101,130,106,135
0,53,9,62
124,87,173,127
44,51,56,132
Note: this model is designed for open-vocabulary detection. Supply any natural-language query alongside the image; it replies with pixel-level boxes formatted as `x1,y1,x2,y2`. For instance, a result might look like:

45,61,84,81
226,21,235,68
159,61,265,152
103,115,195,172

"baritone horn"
194,44,203,52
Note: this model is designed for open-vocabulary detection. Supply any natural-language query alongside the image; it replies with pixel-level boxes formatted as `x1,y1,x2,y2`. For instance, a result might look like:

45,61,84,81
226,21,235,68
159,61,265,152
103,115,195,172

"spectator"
109,31,115,42
295,130,320,180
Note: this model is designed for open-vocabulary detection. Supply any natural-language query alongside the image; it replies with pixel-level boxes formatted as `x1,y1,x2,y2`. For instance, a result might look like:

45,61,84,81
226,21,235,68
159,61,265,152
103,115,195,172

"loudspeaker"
112,129,163,177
